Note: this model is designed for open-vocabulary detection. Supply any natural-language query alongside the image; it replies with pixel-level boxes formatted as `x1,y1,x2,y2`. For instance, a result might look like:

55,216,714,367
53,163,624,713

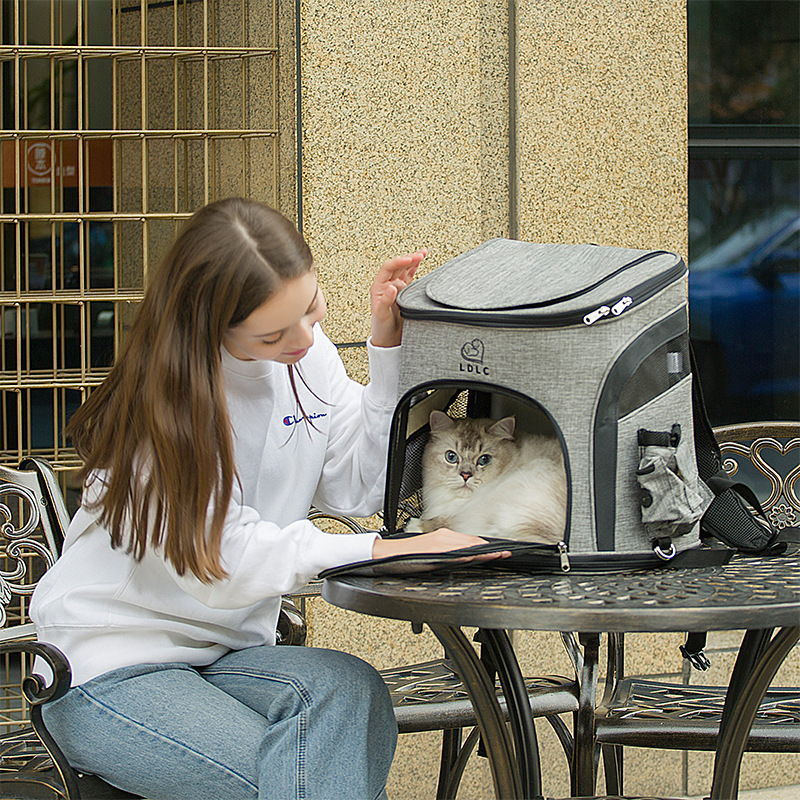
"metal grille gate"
0,0,279,474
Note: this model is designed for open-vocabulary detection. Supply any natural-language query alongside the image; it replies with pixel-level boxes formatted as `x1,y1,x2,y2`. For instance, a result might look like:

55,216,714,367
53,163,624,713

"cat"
405,410,567,544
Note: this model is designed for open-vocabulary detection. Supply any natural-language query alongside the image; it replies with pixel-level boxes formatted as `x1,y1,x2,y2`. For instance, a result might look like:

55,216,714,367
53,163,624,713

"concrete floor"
685,786,800,799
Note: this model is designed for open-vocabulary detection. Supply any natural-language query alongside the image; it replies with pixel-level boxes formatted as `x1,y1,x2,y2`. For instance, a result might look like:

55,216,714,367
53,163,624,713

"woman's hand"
372,529,511,565
370,248,428,347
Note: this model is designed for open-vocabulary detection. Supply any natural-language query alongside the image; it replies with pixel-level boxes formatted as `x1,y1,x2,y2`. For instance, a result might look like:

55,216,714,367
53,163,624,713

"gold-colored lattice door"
0,0,279,477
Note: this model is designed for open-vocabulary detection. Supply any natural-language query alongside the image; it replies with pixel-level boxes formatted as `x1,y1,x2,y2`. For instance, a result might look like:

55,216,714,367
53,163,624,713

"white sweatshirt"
31,327,396,686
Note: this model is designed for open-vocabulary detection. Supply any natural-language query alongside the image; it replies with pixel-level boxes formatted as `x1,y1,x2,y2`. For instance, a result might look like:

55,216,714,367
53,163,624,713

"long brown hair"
67,198,313,582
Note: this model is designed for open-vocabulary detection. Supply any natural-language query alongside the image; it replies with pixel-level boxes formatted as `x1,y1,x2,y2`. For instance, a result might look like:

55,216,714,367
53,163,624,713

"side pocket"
636,424,714,538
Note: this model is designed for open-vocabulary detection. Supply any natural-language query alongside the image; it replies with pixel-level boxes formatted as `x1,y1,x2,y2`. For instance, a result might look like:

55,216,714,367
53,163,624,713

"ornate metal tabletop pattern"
324,551,800,633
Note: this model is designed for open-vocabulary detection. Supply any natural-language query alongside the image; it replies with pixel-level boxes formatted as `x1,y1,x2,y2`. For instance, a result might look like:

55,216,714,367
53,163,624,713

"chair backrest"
0,459,69,737
712,421,799,532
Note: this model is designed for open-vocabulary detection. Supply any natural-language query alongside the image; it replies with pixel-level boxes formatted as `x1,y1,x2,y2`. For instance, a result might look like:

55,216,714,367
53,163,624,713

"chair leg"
544,712,574,767
438,727,483,800
31,706,82,800
572,633,600,797
601,742,623,796
436,728,462,800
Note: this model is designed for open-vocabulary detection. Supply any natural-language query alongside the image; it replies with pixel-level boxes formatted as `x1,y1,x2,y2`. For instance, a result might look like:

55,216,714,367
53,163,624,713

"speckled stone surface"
515,1,688,255
296,0,509,347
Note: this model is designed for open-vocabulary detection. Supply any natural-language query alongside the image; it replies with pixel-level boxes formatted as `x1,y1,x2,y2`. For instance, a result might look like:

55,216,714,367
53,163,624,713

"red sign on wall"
2,139,113,188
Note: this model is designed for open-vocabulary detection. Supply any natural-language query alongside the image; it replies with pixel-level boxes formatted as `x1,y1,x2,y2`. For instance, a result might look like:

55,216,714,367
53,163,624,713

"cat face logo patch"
460,338,489,375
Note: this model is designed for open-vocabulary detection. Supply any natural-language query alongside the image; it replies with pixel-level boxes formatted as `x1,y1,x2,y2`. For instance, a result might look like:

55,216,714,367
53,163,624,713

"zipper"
584,295,633,326
611,296,633,316
558,541,570,573
400,261,686,329
583,305,610,325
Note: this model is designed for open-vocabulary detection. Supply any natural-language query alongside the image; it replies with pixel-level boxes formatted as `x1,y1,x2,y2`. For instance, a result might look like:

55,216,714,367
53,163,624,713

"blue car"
688,207,800,423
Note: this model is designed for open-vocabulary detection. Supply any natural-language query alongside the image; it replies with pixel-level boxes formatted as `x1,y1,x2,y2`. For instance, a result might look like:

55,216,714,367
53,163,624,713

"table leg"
428,624,523,800
710,625,800,800
573,633,600,797
480,628,543,798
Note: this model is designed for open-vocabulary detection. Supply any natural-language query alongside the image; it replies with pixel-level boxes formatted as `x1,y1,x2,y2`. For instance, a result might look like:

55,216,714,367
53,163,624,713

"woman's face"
223,270,327,363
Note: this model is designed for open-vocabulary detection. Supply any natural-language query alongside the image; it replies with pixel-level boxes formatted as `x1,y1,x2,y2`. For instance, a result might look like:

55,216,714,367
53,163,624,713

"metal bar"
0,44,277,57
573,632,600,797
428,623,522,800
294,0,303,232
0,129,278,139
481,628,543,798
440,727,478,800
711,626,800,800
507,0,517,240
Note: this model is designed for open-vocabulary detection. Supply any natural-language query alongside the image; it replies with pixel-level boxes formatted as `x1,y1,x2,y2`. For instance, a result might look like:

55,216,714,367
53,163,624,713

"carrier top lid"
398,239,685,326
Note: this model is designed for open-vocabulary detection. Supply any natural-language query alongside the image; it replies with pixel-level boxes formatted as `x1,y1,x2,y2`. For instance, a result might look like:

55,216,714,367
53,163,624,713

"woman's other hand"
369,248,428,347
371,529,511,565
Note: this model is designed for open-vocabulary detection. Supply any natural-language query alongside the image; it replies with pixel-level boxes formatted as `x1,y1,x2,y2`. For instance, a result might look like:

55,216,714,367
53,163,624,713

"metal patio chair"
594,421,800,796
0,457,145,799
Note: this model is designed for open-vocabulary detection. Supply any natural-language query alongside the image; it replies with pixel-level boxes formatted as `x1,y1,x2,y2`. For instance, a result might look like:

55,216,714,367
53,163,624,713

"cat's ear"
429,410,456,432
488,416,516,440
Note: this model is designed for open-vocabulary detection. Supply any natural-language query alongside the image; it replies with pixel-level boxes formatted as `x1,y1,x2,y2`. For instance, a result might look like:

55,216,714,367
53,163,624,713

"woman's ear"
429,410,455,432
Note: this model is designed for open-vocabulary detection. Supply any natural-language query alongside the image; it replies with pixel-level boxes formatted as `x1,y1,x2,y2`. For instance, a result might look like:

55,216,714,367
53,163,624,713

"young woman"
30,198,503,800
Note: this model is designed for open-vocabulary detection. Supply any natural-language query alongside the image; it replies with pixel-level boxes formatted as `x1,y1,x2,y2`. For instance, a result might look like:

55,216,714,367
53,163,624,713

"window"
688,0,800,424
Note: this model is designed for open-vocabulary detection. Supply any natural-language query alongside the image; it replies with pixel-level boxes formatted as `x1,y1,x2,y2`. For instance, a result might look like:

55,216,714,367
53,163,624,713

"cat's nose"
460,471,472,481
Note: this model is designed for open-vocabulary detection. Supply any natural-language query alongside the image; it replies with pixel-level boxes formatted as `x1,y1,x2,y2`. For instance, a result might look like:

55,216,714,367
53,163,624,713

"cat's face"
422,412,517,494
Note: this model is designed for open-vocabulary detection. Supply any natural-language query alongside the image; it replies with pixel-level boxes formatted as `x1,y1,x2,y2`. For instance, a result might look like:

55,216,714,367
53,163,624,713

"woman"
31,198,502,800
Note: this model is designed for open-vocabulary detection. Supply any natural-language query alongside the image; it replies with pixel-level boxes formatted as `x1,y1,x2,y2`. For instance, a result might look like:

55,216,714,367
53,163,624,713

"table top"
322,549,800,633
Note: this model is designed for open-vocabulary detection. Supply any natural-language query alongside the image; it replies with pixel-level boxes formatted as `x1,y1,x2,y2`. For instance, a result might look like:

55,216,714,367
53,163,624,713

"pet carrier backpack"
379,238,726,573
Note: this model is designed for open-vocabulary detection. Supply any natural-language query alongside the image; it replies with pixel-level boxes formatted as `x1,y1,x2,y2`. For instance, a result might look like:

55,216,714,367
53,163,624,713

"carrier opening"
383,380,571,544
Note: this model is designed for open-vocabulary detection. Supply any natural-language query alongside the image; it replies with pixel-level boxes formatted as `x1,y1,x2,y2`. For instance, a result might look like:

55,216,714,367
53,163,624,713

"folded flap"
319,539,552,579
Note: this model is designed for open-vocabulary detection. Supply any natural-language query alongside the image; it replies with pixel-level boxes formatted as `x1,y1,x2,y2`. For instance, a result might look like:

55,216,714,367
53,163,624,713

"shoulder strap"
688,343,723,483
689,344,779,553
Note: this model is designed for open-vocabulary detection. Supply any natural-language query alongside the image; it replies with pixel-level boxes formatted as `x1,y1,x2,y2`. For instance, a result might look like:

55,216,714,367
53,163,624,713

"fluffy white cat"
405,411,567,543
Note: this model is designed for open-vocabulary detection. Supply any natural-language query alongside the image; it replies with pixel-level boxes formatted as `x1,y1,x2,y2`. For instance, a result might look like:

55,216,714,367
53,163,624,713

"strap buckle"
680,643,711,670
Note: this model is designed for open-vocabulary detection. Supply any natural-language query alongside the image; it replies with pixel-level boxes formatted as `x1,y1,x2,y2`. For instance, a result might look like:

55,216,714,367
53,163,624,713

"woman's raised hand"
369,248,428,348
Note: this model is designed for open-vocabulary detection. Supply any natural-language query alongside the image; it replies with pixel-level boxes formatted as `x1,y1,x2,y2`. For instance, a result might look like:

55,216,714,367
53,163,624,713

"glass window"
688,0,800,425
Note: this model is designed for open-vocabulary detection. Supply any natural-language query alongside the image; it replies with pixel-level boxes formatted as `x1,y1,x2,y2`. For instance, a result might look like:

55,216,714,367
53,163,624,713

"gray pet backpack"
381,239,733,573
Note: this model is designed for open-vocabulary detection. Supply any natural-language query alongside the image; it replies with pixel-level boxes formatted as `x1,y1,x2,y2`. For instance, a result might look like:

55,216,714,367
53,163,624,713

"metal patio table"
322,549,800,800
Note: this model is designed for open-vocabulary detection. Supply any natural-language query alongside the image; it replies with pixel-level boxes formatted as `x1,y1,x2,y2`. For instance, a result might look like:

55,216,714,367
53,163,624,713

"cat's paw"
404,517,424,533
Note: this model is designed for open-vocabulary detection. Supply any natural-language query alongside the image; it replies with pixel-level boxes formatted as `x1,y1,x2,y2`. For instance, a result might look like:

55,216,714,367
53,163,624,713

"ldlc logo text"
459,338,490,376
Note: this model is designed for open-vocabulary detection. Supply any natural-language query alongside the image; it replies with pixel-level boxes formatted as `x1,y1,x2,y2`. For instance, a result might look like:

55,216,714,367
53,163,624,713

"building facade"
1,1,797,797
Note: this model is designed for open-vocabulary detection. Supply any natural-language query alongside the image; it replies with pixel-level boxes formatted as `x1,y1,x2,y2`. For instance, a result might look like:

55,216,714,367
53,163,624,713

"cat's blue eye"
477,454,492,466
444,450,458,464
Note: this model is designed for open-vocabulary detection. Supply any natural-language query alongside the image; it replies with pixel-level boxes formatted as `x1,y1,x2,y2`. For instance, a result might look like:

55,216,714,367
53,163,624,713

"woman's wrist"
369,319,402,348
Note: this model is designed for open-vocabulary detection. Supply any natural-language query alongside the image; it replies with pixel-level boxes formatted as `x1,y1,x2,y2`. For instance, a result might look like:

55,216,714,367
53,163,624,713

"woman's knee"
204,646,394,728
293,648,393,719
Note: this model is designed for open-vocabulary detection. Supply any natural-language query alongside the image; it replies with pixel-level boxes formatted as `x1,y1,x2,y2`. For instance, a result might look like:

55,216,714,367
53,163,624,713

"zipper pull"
583,305,610,325
557,541,570,573
611,296,633,316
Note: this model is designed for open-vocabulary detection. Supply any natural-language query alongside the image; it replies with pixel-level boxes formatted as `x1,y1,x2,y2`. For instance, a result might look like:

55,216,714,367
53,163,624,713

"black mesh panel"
618,334,690,418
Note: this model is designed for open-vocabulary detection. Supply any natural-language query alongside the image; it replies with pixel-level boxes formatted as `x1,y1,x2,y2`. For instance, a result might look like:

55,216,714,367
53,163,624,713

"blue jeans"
41,646,397,800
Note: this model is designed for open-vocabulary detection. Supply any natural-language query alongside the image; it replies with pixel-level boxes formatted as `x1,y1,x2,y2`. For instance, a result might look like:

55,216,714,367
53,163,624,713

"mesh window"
618,334,691,418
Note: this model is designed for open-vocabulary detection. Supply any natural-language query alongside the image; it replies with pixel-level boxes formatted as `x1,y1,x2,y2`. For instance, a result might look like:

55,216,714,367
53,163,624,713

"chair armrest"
0,622,37,643
276,597,307,646
0,640,72,705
